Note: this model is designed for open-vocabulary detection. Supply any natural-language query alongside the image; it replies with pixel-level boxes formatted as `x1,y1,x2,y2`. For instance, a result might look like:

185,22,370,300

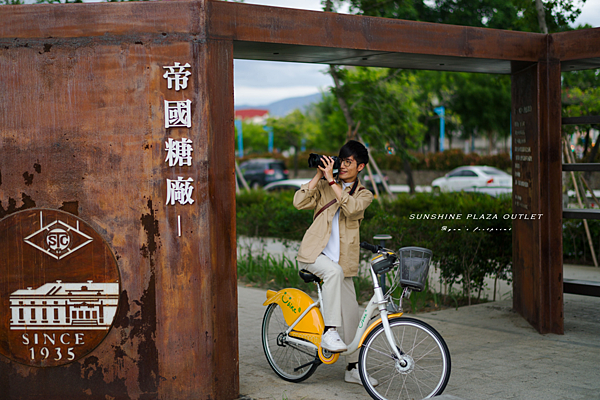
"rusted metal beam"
208,0,546,73
563,279,600,297
553,27,600,61
511,40,563,334
0,1,205,39
562,116,600,125
562,163,600,172
563,210,600,219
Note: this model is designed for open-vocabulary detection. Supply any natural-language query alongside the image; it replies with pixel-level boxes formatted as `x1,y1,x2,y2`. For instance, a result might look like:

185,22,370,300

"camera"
308,153,341,169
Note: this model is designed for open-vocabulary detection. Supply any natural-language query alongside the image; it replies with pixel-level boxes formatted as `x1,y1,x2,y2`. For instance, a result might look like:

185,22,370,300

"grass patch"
238,247,487,313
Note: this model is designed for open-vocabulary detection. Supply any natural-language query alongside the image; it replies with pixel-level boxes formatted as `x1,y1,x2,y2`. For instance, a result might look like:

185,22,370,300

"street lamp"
263,126,274,153
433,106,446,152
235,119,243,157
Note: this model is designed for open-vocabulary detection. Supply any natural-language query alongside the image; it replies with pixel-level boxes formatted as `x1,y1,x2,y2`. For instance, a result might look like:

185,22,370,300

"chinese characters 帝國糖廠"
165,138,193,167
166,177,195,206
163,62,191,91
165,100,192,128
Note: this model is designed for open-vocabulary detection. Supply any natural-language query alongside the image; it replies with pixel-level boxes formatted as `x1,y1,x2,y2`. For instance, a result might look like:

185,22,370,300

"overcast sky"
234,0,600,106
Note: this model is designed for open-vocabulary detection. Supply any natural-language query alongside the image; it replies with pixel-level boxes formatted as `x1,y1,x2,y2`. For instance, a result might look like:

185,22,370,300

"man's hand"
318,156,336,183
308,162,324,190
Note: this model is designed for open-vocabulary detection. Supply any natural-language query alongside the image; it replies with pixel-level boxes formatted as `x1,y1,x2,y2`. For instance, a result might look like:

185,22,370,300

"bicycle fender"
263,288,324,334
358,313,404,347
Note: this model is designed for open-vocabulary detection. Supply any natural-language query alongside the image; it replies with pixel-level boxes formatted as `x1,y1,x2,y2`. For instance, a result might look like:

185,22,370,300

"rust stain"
0,193,36,219
22,171,34,186
59,200,79,216
134,273,158,397
140,199,159,259
135,199,160,396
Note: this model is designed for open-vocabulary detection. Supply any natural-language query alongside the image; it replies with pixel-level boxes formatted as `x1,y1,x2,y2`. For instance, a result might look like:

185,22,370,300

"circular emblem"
46,228,71,253
0,209,121,367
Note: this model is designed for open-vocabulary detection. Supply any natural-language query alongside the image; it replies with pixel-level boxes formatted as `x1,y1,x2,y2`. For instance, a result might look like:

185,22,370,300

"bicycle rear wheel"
261,303,321,382
358,317,451,400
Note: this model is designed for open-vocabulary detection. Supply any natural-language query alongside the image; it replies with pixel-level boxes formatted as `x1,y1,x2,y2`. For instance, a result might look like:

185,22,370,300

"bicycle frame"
263,263,406,362
262,245,450,399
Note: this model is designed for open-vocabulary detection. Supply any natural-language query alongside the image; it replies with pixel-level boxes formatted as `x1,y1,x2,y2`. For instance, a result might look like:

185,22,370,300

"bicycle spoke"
360,318,450,400
262,304,320,382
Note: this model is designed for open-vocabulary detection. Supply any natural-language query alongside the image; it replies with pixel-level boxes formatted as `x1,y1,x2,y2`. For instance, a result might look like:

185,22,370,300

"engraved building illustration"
9,281,119,330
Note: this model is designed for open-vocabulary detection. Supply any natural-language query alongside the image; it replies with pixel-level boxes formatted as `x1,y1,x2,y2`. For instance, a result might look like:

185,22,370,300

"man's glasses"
341,158,355,167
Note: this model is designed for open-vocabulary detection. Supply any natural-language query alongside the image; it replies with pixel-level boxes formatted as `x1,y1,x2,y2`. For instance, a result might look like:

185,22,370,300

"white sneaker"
320,329,347,352
345,367,379,387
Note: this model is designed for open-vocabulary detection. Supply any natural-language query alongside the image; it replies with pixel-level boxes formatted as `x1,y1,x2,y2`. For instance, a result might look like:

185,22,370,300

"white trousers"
299,254,360,363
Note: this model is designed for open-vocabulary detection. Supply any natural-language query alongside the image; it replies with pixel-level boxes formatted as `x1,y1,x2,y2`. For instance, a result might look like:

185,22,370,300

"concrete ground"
237,263,600,400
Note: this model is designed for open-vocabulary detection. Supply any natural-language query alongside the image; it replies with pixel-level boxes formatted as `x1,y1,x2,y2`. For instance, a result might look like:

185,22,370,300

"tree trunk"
323,1,356,140
585,127,600,182
493,274,498,302
329,65,356,140
403,157,415,194
535,0,549,34
293,145,299,178
583,128,590,157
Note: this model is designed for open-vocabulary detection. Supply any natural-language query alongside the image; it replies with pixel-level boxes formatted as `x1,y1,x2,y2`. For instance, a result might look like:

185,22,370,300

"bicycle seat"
299,269,322,284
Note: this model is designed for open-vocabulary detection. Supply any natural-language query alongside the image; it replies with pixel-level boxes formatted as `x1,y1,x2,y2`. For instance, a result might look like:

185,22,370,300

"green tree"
337,67,427,192
343,0,586,155
413,70,462,152
562,84,600,161
346,0,585,33
267,110,311,177
450,73,512,154
307,92,348,152
235,120,270,155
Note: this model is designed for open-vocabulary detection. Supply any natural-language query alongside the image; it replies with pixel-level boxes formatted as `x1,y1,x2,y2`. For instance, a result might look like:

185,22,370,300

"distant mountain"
235,92,323,117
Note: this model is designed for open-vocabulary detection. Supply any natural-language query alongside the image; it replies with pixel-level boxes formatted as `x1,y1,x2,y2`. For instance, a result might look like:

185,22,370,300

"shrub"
238,149,511,172
237,191,513,300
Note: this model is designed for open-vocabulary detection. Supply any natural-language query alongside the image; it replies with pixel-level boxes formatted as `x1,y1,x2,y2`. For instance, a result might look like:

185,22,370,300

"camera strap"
314,180,362,220
314,199,337,220
348,180,359,196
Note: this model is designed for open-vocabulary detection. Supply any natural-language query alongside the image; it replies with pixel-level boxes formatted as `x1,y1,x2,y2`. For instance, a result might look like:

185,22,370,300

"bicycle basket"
396,247,433,292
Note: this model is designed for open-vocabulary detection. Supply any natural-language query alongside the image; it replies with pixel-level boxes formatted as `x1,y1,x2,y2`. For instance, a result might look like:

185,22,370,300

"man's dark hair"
339,140,369,166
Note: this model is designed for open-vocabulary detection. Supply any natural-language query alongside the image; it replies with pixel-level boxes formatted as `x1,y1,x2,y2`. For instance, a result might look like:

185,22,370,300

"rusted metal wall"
0,1,237,399
511,48,563,334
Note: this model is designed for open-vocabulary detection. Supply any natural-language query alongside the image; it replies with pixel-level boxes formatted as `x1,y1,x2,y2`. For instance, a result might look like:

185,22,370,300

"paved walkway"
238,268,600,400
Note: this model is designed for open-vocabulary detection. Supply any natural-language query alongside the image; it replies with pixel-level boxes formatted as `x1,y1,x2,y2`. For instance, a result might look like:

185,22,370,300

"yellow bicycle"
261,242,451,400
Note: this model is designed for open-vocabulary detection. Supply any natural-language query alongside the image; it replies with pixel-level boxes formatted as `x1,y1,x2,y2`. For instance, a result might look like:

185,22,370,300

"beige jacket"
293,179,373,277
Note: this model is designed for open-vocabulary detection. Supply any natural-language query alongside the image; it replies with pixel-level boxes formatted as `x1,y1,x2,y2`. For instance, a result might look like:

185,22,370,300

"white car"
431,166,512,193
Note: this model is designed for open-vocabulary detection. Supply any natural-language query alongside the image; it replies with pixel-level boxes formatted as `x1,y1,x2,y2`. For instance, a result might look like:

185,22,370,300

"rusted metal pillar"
511,37,563,334
0,1,238,398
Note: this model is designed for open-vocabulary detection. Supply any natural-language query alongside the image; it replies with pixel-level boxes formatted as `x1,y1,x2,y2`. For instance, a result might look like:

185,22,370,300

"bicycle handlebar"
360,241,382,253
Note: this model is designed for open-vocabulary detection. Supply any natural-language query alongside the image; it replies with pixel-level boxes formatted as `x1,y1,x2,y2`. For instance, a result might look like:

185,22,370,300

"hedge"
237,190,513,300
237,149,512,172
237,190,600,301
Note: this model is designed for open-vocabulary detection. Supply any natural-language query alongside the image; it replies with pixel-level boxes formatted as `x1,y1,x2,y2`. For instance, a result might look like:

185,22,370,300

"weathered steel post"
511,39,564,334
0,1,238,398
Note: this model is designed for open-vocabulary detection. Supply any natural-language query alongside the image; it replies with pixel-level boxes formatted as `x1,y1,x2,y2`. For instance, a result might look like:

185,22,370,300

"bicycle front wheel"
261,303,321,383
358,317,451,400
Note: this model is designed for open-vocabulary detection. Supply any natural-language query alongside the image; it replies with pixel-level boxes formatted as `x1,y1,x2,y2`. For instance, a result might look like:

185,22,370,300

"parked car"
263,179,311,192
431,166,512,193
238,159,288,189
